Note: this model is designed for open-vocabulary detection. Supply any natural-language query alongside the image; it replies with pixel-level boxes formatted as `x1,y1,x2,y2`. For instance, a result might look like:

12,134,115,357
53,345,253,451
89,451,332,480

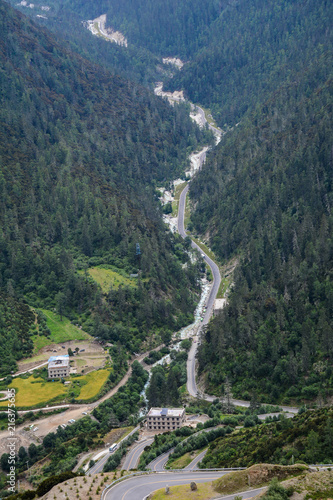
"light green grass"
75,359,86,368
168,447,207,469
19,353,48,366
81,267,137,293
0,368,111,408
32,309,91,352
217,277,230,299
168,452,193,469
0,377,66,408
150,482,219,500
75,369,110,400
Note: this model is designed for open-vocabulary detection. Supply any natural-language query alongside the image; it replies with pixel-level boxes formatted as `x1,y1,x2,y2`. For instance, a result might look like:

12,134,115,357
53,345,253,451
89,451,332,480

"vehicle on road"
109,443,118,453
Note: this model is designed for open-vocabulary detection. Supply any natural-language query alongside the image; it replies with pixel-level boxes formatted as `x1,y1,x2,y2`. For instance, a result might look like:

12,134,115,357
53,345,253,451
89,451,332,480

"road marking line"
120,476,220,500
126,441,148,470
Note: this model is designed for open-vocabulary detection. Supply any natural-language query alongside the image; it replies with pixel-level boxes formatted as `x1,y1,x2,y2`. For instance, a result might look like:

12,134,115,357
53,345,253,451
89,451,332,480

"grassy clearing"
150,482,219,500
0,377,66,408
81,267,137,293
32,309,91,352
19,353,48,366
168,452,193,469
217,277,230,299
75,369,110,400
168,447,207,469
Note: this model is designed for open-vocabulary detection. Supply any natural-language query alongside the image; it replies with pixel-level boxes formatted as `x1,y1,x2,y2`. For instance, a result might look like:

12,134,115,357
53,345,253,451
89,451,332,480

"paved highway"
123,438,154,471
176,173,299,415
190,103,222,140
177,181,221,399
148,449,174,471
87,426,141,475
184,448,208,470
147,427,225,472
103,471,230,500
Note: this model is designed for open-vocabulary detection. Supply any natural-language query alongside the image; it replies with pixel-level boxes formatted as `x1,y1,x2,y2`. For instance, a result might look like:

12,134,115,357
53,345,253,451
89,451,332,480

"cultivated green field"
0,377,66,408
82,266,138,293
75,369,110,400
31,309,91,352
0,368,112,408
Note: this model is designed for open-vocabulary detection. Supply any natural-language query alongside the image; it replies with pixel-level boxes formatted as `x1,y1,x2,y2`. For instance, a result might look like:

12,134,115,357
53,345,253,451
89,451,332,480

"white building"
48,355,70,379
146,407,186,431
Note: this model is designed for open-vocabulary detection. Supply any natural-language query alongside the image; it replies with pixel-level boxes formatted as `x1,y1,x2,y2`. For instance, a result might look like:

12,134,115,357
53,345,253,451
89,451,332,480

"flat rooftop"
48,355,69,369
147,407,184,417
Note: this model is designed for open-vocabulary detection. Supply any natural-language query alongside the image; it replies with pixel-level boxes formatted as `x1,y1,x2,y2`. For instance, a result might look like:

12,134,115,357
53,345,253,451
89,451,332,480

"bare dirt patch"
17,340,105,373
32,406,93,437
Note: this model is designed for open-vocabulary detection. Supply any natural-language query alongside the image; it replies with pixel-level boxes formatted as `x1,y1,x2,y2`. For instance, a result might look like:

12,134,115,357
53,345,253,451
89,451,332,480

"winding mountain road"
102,471,267,500
176,129,298,415
122,438,154,471
177,180,221,399
103,471,228,500
184,448,208,470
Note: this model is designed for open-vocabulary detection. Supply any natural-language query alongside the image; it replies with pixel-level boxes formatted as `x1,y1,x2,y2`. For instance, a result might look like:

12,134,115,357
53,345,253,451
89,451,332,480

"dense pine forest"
193,4,333,403
201,408,333,467
41,0,221,59
0,0,210,375
166,0,333,126
7,0,221,86
0,0,333,497
1,0,332,401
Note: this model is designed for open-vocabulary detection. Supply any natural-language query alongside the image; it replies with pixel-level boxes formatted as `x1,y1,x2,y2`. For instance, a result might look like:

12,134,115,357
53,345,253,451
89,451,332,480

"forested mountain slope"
8,0,162,86
167,0,333,126
56,0,221,59
7,0,222,86
201,408,333,467
0,0,206,375
195,44,333,403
